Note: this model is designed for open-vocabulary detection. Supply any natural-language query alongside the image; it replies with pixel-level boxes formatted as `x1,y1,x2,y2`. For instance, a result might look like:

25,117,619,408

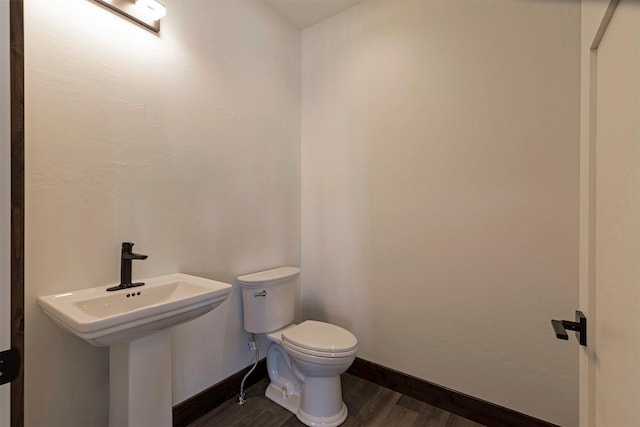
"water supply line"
238,333,259,405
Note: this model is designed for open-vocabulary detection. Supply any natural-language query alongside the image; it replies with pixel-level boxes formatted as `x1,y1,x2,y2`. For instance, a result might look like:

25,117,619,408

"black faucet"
107,242,148,292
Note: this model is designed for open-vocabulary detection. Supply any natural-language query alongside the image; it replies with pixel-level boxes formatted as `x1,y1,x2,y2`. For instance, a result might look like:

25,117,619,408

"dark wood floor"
188,373,485,427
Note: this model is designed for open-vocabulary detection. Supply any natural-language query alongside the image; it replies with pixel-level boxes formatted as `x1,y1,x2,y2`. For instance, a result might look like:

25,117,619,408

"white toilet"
237,267,358,427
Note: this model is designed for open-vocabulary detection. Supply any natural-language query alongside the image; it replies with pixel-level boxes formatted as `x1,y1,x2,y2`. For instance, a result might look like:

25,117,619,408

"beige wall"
24,0,300,425
301,1,580,426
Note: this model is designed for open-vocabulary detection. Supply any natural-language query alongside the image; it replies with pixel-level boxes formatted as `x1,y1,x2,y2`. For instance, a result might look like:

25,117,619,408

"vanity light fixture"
135,0,167,21
93,0,166,33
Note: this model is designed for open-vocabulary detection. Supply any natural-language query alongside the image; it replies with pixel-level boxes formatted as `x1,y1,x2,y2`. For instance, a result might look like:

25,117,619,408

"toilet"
237,267,358,427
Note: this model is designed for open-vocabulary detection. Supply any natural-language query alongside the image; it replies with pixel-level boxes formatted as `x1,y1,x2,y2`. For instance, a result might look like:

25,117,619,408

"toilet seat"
282,320,358,358
283,341,357,367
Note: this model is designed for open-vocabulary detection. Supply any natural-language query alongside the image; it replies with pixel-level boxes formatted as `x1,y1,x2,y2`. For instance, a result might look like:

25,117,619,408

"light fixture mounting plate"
93,0,162,33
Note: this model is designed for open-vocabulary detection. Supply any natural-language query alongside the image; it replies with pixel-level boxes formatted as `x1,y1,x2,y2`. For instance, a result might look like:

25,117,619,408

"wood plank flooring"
188,373,485,427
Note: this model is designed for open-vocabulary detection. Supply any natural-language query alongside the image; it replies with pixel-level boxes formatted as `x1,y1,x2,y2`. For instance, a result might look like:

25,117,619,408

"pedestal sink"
38,273,232,427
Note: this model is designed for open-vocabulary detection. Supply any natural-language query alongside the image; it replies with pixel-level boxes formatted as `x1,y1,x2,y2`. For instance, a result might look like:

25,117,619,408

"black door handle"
551,311,587,346
0,348,20,385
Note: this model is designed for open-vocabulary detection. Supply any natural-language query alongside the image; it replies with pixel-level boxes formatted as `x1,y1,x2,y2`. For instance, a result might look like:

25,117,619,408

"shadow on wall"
303,291,356,333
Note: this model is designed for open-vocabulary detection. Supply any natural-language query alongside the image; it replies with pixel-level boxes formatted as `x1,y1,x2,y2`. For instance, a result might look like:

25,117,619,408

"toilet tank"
237,267,300,334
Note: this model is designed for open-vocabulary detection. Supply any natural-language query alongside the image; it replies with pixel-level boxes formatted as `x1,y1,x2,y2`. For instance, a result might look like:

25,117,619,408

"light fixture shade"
135,0,166,21
93,0,165,32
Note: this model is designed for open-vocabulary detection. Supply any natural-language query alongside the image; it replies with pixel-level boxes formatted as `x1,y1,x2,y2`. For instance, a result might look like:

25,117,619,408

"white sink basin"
38,273,232,346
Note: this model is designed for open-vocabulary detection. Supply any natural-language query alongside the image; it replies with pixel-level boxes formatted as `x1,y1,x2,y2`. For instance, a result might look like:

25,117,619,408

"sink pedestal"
109,330,172,427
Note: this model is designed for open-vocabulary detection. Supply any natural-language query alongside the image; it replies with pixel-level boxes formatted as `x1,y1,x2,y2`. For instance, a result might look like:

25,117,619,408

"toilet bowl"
237,267,358,427
266,321,357,426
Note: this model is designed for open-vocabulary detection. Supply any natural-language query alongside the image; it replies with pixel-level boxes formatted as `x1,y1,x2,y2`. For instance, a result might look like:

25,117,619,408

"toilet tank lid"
237,267,300,287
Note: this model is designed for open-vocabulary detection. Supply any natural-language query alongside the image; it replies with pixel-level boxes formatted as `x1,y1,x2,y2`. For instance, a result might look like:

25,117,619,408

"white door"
581,1,640,425
0,0,11,424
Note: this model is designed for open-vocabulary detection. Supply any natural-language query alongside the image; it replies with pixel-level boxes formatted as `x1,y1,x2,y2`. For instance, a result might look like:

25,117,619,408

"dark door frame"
10,0,24,425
